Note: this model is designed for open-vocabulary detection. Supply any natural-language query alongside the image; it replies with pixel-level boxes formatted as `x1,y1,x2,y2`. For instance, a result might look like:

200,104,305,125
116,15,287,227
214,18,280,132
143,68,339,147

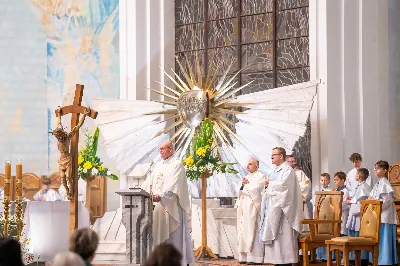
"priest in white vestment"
286,155,312,229
260,147,303,265
141,141,194,266
59,178,87,204
237,158,265,264
33,177,61,201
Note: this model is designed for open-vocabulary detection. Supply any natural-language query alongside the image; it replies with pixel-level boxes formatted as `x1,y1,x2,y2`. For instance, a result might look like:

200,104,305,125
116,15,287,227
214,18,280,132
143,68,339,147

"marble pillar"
116,189,152,265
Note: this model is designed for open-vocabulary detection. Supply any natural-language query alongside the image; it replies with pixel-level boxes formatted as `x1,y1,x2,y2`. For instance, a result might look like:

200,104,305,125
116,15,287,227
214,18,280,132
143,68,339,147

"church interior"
1,0,400,265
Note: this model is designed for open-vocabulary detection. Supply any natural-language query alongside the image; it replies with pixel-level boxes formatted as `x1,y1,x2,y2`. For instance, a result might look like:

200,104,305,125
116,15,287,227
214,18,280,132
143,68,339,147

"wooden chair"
325,200,382,266
299,191,344,266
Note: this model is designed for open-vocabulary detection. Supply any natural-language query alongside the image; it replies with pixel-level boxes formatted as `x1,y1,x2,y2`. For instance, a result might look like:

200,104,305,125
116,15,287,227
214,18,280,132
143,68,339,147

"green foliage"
78,127,118,180
182,119,238,180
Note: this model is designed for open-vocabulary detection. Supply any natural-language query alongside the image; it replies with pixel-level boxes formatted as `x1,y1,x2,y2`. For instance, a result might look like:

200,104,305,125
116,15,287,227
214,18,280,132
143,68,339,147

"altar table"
22,201,89,262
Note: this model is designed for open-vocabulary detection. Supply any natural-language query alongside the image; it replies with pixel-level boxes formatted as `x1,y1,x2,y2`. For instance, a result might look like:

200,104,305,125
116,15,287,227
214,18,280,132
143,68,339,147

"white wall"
310,0,394,190
118,0,175,195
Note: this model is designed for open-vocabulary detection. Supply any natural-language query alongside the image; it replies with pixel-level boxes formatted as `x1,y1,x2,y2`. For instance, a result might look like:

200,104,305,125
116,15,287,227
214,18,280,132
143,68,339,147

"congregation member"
286,155,312,224
33,176,61,201
260,147,303,265
0,237,24,266
346,168,371,265
141,141,194,266
144,243,182,266
69,228,99,266
368,160,398,265
237,158,265,264
332,171,350,236
52,251,86,266
345,153,375,195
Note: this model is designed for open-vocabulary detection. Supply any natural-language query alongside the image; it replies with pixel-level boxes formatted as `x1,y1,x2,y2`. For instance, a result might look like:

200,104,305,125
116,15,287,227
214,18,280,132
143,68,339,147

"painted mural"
29,0,119,171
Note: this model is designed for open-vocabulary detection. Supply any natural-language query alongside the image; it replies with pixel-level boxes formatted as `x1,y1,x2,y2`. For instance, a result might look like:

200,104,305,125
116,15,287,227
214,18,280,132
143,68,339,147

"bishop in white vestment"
237,158,265,264
260,147,303,264
141,141,194,266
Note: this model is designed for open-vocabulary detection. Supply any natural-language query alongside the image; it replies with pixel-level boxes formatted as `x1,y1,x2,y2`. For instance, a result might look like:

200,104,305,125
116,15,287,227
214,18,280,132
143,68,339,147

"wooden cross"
56,84,98,234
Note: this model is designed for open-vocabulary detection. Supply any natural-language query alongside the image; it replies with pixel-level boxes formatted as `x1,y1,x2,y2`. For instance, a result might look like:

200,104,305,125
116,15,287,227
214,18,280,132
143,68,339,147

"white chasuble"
33,189,61,201
237,170,265,263
260,162,303,264
141,156,194,266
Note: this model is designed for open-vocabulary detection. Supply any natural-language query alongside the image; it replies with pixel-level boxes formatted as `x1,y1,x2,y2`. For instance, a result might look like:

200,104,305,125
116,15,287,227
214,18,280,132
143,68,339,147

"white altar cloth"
22,201,89,262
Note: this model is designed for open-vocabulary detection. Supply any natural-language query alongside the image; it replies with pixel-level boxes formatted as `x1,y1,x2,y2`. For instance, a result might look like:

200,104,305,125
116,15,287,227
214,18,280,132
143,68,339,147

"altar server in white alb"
237,158,265,264
33,176,61,201
260,147,303,265
59,177,87,204
141,141,194,266
286,155,312,224
345,153,375,195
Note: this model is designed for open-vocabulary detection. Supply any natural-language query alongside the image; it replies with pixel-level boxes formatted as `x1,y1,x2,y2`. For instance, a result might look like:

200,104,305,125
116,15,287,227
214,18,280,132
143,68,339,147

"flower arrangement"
78,127,118,180
182,119,238,180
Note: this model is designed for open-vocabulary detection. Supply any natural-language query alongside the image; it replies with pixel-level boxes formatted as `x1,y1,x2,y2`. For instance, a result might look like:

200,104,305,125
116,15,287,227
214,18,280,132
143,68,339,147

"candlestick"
3,160,11,237
15,159,23,240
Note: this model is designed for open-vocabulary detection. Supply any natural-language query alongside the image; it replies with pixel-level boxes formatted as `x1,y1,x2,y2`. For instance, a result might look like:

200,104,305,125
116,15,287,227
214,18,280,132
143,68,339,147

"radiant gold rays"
146,53,255,153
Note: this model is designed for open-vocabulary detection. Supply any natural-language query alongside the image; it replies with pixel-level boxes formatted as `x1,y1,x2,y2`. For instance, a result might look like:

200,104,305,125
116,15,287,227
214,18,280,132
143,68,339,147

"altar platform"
91,198,239,264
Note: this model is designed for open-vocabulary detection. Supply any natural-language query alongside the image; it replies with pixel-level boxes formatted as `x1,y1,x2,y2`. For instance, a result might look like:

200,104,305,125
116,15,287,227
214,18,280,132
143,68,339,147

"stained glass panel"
241,72,274,94
277,0,309,10
241,42,273,73
277,37,309,68
176,23,205,52
241,0,273,15
242,14,273,44
208,0,238,20
277,67,310,87
277,7,309,39
175,0,205,25
208,18,238,48
208,46,238,76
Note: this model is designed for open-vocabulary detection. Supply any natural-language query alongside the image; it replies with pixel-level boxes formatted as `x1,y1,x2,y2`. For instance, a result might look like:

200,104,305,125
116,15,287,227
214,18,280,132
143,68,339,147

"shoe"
246,263,262,265
239,262,246,265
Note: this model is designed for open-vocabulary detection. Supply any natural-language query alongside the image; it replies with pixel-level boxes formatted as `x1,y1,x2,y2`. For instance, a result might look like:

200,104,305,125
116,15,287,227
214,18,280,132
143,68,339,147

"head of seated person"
52,251,85,266
144,243,182,266
69,228,99,265
0,237,24,266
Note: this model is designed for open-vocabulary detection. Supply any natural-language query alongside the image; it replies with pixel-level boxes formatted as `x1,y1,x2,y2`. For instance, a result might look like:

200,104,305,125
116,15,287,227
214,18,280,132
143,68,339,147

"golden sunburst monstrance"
146,54,254,158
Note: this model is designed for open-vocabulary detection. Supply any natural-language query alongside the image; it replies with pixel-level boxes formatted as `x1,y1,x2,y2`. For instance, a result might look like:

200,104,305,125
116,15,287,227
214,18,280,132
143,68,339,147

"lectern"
116,189,152,265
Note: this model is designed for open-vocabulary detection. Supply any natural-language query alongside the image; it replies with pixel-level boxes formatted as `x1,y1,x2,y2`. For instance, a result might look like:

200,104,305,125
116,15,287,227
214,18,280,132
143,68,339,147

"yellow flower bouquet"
182,119,238,180
78,127,118,180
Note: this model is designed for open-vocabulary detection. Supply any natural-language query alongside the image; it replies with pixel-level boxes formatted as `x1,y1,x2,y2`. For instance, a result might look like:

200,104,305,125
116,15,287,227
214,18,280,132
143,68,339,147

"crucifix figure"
52,84,98,234
52,106,90,200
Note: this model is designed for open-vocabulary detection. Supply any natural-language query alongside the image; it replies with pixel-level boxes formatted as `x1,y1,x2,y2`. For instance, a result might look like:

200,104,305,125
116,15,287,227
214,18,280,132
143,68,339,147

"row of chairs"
298,191,381,266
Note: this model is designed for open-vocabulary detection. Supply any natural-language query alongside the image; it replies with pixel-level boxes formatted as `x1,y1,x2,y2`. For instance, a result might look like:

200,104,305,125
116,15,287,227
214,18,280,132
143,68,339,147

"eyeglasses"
158,147,172,151
271,154,281,157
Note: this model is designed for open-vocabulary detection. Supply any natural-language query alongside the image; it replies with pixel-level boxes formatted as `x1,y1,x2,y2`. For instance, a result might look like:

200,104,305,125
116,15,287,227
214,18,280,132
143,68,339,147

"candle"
4,160,11,200
16,160,22,200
